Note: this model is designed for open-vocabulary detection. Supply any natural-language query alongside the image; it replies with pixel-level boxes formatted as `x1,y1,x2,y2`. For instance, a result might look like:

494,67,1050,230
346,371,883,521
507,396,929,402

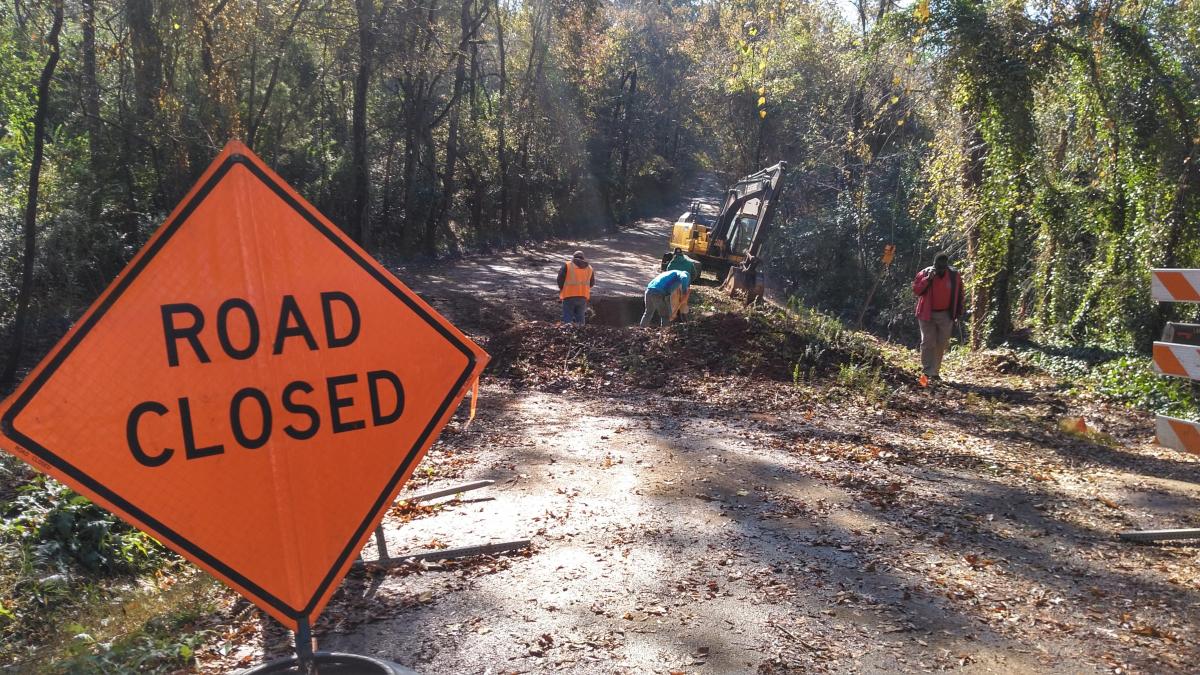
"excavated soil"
486,292,888,394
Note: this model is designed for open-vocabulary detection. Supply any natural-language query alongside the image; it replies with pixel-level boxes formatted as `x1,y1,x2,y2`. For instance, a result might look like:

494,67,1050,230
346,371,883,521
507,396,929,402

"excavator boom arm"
706,162,788,267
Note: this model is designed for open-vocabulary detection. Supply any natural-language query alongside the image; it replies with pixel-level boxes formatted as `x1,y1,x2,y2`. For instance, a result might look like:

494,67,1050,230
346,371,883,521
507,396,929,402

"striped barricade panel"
1151,341,1200,379
1152,269,1200,303
1155,415,1200,455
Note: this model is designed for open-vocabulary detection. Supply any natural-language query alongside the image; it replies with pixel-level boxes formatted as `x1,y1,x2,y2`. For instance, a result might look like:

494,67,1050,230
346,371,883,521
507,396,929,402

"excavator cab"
662,162,787,303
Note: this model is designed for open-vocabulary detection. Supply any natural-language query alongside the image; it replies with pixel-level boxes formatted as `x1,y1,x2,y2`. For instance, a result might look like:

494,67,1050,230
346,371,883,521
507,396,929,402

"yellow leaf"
173,22,181,30
915,0,929,22
759,110,767,119
731,63,739,73
758,86,766,96
759,60,767,71
758,96,766,106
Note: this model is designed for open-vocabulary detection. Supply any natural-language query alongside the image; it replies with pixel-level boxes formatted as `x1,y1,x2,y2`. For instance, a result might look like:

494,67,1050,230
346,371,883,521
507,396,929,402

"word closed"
126,291,405,467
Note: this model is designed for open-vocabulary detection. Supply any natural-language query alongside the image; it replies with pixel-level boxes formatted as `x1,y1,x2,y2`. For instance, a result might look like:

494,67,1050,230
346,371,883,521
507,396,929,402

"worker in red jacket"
912,252,965,383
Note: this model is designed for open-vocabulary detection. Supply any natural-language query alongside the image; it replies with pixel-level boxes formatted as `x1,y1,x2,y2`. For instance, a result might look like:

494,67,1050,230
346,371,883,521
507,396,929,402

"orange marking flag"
0,141,488,631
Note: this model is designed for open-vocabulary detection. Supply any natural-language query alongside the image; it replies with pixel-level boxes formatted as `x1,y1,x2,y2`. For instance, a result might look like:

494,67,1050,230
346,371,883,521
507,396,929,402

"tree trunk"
401,102,417,232
962,121,986,349
82,0,102,221
423,0,483,257
3,1,64,387
600,70,629,228
116,55,140,243
248,0,310,150
616,67,637,228
494,0,509,247
128,0,163,129
199,1,239,142
349,0,376,245
127,0,168,204
380,137,397,240
988,215,1017,345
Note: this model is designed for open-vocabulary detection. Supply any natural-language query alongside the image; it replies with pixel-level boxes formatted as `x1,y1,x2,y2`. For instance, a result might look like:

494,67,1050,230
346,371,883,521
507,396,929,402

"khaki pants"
641,291,672,326
919,311,953,378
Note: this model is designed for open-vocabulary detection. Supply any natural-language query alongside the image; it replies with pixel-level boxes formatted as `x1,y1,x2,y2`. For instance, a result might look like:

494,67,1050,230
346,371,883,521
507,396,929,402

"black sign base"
238,652,418,674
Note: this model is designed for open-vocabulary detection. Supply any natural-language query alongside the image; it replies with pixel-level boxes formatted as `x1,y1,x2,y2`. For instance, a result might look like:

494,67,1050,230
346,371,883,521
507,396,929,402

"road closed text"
125,291,405,467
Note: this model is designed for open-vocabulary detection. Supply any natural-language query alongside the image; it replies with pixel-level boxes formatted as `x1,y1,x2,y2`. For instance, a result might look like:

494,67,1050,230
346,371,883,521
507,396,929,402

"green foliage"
2,0,1190,360
0,465,188,670
2,476,167,576
1090,356,1200,419
1015,344,1108,381
916,0,1200,349
1016,345,1200,418
835,359,890,404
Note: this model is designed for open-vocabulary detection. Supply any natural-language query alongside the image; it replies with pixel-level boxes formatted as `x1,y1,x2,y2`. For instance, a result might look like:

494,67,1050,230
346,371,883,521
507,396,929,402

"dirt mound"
486,296,884,392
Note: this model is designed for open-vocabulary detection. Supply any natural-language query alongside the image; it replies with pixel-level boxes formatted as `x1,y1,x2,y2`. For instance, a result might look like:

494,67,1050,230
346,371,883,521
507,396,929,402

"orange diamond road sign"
0,141,488,630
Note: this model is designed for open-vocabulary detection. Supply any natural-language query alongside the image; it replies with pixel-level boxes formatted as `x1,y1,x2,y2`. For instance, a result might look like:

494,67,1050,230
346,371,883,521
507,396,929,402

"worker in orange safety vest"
557,250,596,325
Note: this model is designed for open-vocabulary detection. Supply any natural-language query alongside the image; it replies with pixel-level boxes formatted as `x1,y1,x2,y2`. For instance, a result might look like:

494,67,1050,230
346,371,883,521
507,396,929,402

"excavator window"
729,215,758,256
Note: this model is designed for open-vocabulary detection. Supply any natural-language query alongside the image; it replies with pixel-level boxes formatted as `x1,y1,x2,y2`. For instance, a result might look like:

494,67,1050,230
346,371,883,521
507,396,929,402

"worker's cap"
573,250,587,261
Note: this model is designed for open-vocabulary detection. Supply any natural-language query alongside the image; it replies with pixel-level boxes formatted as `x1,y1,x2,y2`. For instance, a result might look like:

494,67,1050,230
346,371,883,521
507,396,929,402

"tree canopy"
2,0,1199,371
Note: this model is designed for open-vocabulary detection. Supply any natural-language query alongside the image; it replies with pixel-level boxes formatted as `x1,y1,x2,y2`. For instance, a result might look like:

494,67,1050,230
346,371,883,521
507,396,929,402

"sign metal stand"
295,618,315,674
359,480,531,569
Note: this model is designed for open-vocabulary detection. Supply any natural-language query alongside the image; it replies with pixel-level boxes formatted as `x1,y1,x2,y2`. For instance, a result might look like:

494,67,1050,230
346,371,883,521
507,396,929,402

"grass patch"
0,460,227,672
835,359,892,405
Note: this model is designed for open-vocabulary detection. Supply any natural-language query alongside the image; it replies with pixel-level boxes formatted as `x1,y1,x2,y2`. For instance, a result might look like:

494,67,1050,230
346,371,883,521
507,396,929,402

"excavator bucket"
722,264,766,304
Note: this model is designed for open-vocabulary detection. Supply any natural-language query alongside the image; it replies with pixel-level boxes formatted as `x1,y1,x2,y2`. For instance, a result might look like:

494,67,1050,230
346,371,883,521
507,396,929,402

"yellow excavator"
660,162,787,303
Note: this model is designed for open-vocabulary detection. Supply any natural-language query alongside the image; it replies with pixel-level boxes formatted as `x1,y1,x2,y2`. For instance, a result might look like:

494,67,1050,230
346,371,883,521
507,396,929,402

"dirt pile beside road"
486,289,890,392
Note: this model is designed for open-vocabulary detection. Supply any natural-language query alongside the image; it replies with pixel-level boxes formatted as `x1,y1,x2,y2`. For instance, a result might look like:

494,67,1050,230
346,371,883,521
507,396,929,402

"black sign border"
0,153,478,622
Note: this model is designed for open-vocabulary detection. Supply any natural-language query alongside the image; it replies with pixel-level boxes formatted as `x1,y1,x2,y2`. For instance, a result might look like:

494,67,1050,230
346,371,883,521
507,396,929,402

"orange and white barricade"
1152,341,1200,381
1152,269,1200,303
1154,415,1200,456
1119,271,1200,541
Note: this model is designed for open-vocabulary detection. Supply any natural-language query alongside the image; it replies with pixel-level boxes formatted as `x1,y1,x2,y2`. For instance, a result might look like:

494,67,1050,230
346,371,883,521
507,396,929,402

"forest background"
2,0,1200,373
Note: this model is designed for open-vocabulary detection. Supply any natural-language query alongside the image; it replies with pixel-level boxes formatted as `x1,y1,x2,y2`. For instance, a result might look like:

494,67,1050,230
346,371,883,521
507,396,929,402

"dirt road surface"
390,218,673,302
201,208,1199,674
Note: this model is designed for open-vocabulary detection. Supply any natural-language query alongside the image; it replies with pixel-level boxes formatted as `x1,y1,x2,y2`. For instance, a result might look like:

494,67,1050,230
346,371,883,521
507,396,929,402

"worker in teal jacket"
666,248,699,279
663,248,698,320
641,269,691,327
